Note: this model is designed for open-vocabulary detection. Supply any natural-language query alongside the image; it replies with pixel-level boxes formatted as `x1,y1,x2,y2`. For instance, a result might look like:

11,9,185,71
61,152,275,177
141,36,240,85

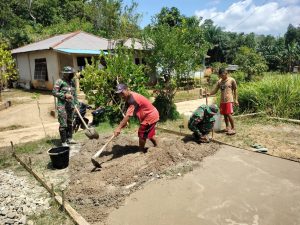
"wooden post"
28,157,32,169
62,189,65,212
51,183,54,198
205,88,208,105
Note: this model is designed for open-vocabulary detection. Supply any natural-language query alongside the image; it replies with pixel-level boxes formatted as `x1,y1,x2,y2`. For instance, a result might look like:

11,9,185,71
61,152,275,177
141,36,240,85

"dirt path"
0,90,211,148
0,94,58,147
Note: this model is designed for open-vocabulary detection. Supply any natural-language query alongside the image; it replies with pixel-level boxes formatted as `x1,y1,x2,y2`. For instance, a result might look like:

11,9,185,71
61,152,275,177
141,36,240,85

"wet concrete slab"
107,145,300,225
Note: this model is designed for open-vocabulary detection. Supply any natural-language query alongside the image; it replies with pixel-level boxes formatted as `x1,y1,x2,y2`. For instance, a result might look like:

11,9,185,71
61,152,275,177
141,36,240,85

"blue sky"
123,0,300,36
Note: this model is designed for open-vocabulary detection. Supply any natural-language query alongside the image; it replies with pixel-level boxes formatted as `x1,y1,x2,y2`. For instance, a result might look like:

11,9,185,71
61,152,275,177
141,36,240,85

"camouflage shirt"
52,79,78,107
188,105,215,135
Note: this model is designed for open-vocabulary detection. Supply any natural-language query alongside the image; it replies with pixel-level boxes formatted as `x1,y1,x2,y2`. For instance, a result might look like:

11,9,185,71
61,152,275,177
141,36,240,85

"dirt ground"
66,132,220,224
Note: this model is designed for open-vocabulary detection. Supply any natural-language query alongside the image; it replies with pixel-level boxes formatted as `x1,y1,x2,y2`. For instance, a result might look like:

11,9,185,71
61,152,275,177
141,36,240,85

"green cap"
206,104,219,115
61,66,75,74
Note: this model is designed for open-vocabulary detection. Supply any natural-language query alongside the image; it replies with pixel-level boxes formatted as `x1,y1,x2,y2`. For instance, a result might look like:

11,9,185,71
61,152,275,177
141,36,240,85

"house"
11,31,146,90
226,64,239,72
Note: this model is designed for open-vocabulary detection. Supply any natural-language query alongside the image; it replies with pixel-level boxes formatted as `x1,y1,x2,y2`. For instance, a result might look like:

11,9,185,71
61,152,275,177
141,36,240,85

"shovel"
74,105,99,139
91,134,115,168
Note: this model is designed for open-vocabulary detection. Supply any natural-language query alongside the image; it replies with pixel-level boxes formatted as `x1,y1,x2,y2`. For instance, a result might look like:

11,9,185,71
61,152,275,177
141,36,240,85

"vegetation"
0,0,141,48
1,2,300,121
233,46,268,81
143,8,209,121
238,73,300,119
0,43,17,101
80,47,148,124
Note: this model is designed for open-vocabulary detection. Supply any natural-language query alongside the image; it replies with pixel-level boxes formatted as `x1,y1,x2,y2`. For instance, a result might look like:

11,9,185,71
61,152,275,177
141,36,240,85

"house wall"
15,50,60,90
29,50,59,90
15,53,31,89
58,53,74,72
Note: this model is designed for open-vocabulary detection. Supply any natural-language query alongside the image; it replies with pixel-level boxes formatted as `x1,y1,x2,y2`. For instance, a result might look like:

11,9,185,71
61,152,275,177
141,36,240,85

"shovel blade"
85,128,99,139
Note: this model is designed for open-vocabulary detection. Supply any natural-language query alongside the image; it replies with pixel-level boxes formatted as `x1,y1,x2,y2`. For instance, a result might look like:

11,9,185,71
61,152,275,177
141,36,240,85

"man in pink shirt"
114,84,160,152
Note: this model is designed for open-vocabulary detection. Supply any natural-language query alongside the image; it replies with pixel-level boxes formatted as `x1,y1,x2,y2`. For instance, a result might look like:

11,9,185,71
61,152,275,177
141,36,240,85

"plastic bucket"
183,112,193,129
48,146,70,169
213,113,222,131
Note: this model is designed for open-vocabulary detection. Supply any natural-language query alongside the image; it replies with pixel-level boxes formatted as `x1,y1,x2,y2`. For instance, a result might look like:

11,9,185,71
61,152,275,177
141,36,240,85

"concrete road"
107,146,300,225
175,97,215,114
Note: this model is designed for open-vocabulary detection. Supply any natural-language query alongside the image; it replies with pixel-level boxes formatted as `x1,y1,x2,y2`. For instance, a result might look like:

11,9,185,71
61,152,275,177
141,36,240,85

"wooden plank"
233,112,265,118
11,142,90,225
267,116,300,124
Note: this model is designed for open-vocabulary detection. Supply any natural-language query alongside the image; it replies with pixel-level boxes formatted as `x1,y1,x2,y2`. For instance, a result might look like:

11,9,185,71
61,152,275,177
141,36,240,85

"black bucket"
48,146,70,169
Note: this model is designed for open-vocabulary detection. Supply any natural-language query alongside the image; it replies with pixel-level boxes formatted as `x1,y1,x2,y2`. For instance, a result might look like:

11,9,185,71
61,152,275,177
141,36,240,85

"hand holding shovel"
91,134,115,169
73,103,99,139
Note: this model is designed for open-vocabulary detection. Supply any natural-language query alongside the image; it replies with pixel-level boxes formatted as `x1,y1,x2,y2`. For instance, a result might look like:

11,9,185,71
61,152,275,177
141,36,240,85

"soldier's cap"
207,104,219,115
115,83,128,94
62,66,75,74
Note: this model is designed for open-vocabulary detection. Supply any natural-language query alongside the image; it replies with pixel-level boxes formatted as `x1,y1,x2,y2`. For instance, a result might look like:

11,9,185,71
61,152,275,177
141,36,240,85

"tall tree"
234,46,268,81
155,7,183,27
144,10,209,121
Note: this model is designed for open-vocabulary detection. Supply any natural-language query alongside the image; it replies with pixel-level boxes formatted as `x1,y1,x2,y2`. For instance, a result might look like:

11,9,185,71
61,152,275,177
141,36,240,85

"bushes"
238,74,300,119
153,94,179,122
81,47,149,125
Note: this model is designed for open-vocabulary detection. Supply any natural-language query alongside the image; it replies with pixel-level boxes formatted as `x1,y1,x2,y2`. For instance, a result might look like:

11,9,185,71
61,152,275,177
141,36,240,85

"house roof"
11,31,110,54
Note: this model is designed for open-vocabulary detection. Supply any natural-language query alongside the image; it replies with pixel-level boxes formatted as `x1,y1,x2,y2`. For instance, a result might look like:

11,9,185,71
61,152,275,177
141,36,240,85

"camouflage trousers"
57,104,74,142
189,122,214,139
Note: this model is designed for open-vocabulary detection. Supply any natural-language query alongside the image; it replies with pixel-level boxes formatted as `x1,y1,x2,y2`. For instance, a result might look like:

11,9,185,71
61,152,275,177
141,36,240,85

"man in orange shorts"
114,84,159,152
209,68,239,135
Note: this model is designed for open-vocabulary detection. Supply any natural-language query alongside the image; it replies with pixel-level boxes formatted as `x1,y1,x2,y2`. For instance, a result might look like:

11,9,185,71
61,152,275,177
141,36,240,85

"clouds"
195,0,300,36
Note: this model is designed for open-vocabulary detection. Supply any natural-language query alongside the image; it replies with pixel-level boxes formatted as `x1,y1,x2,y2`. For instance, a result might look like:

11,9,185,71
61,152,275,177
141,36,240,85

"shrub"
153,94,179,122
238,74,300,119
81,47,149,124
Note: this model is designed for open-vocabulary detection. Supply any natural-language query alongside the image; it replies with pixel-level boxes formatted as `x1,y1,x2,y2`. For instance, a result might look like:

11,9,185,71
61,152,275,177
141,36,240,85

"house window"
34,58,48,81
135,58,140,65
77,57,92,68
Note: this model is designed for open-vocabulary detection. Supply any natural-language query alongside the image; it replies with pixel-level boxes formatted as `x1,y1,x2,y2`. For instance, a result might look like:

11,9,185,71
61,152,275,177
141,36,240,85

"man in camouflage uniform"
53,66,79,147
188,104,219,143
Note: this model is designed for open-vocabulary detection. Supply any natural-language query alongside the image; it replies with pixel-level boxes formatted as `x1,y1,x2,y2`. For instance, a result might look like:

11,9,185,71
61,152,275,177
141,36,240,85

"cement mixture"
66,131,220,224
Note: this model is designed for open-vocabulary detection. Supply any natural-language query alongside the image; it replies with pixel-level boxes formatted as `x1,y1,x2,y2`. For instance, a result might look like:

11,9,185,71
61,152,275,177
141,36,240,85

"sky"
123,0,300,36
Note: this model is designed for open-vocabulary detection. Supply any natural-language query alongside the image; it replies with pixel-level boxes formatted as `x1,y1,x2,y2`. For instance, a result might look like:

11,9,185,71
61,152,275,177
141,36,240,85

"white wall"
29,50,58,81
14,50,60,90
15,53,31,89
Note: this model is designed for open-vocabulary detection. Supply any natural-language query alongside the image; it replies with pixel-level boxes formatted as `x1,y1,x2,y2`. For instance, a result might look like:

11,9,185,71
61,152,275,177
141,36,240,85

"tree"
0,43,17,102
280,42,300,72
155,7,183,27
285,24,300,47
143,13,209,121
233,46,268,81
257,35,279,71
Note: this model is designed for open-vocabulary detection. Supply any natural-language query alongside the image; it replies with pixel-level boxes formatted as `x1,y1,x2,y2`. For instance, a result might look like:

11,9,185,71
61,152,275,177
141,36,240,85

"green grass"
238,73,300,119
28,200,74,225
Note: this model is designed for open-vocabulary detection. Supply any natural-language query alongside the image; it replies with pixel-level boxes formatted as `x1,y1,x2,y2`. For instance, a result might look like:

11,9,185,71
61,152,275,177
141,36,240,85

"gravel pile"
0,170,51,225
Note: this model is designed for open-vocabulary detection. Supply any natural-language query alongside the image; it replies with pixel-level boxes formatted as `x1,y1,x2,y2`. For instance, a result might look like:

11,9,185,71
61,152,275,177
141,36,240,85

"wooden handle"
205,88,208,105
92,134,115,159
74,106,89,129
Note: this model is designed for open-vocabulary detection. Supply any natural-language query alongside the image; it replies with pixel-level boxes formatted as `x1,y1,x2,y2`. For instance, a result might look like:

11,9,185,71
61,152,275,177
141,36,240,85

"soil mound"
67,132,220,224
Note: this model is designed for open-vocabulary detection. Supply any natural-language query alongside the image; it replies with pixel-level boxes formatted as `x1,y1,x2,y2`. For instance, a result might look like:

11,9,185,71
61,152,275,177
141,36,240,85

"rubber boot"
59,127,68,146
67,125,76,144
